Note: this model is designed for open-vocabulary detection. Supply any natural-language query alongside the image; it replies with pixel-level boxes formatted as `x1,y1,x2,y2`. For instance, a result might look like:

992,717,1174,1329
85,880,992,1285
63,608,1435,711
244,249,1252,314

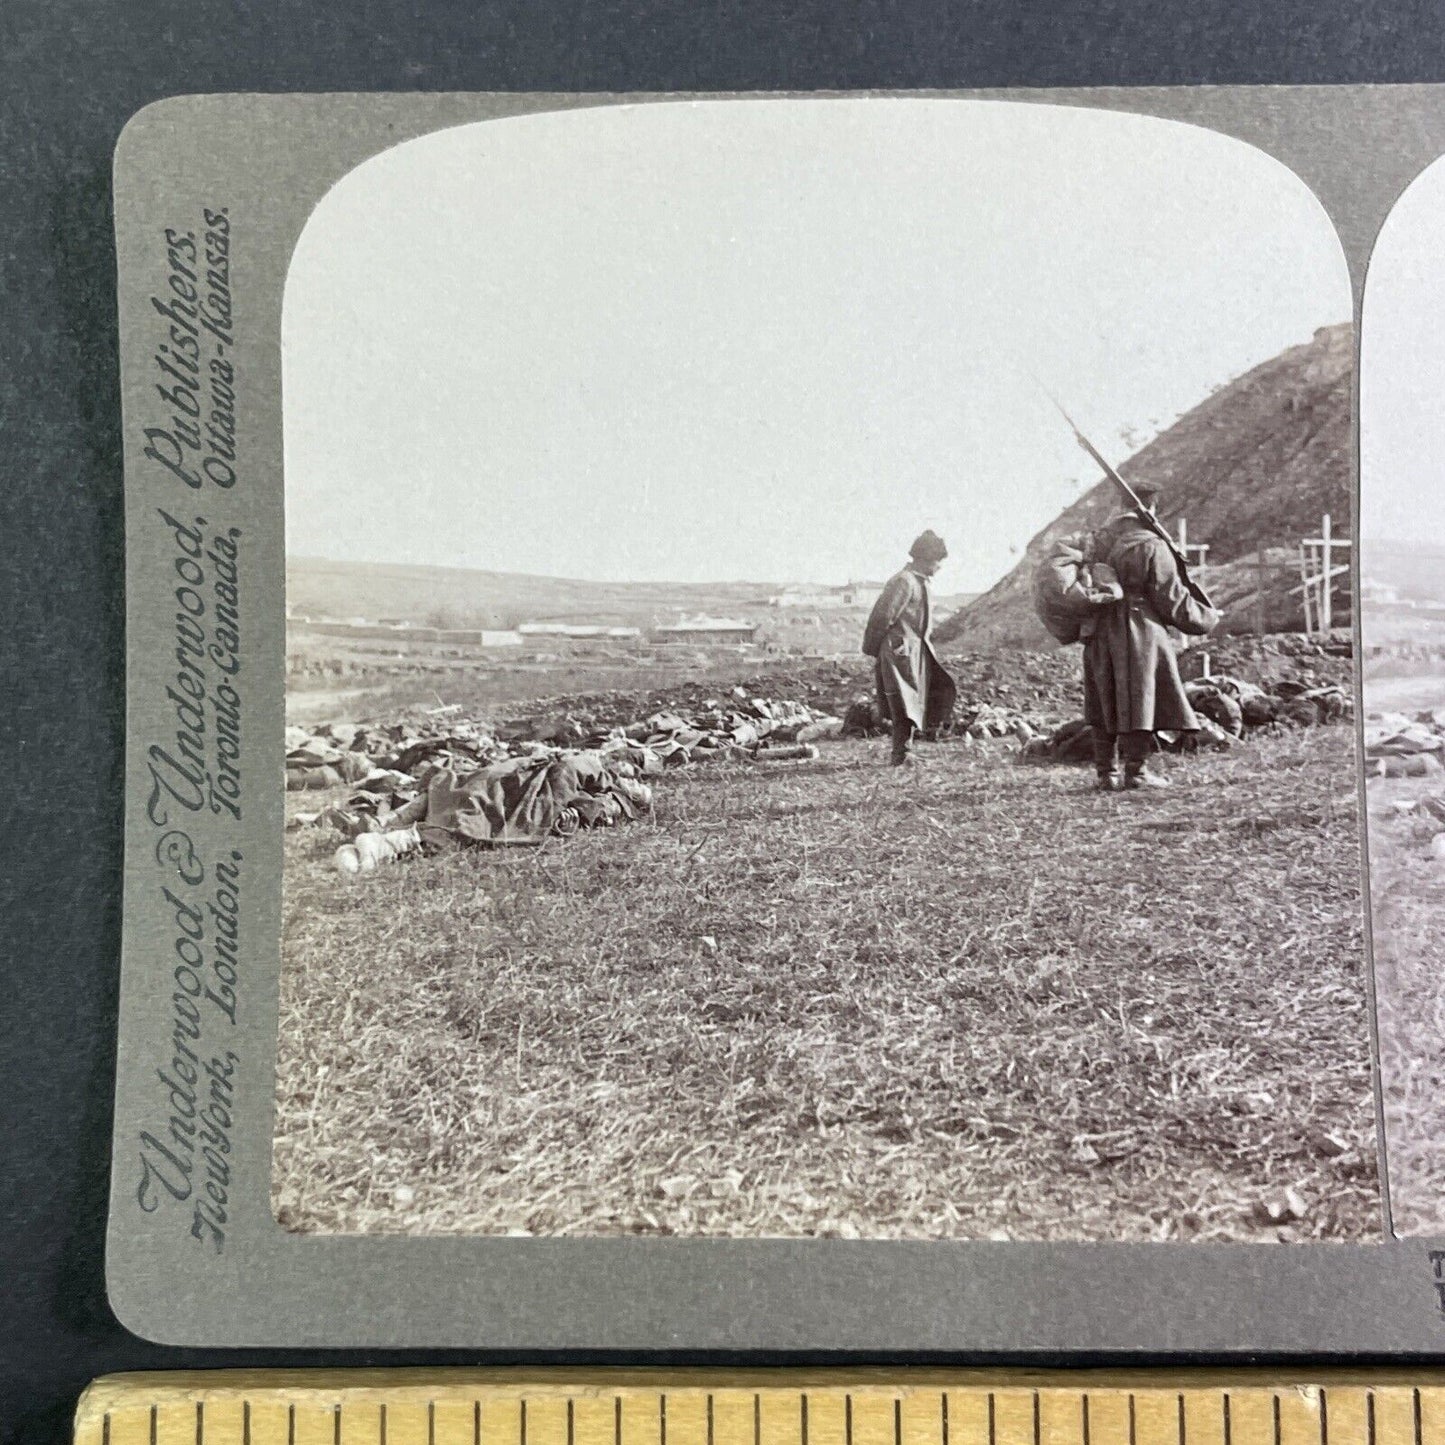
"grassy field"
273,726,1378,1242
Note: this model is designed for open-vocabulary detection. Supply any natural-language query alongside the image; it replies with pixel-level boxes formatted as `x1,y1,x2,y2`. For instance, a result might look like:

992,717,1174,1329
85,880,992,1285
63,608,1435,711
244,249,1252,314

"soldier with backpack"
1080,482,1222,790
1036,400,1224,792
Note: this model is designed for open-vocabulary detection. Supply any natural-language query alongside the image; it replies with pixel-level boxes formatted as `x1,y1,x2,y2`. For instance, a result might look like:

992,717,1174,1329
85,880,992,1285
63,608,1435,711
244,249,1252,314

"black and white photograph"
270,99,1375,1243
1361,151,1445,1239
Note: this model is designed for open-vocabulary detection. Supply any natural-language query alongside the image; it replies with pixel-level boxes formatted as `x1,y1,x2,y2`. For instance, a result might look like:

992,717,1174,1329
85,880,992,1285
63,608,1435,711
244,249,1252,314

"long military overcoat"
862,565,958,733
1083,512,1220,734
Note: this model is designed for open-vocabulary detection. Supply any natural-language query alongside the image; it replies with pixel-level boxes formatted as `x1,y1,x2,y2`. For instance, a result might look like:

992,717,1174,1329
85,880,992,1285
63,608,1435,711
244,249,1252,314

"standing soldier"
1083,482,1222,790
862,530,958,767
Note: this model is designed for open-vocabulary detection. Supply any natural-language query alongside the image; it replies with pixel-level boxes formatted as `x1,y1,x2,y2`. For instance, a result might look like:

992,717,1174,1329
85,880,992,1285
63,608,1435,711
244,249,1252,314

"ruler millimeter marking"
74,1375,1445,1445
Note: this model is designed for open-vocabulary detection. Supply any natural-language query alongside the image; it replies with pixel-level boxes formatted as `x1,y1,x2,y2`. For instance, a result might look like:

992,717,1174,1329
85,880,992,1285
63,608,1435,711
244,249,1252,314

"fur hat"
909,529,948,563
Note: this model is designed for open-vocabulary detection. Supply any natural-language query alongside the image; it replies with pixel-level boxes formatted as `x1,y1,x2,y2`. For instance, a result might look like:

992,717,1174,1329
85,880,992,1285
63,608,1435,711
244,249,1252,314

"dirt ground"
1363,663,1445,1239
1367,772,1445,1237
1357,625,1445,1236
273,725,1378,1242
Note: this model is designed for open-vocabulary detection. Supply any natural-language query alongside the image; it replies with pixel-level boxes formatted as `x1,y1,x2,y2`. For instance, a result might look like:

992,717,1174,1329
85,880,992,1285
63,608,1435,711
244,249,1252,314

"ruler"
73,1373,1445,1445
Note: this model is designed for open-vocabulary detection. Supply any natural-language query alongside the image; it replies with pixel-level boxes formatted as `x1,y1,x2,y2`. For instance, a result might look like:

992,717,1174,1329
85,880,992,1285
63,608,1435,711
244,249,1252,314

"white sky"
284,99,1350,594
1362,153,1445,548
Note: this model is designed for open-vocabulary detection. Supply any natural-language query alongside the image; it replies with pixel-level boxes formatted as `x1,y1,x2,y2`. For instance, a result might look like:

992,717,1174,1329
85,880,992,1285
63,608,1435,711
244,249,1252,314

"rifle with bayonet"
1042,392,1217,611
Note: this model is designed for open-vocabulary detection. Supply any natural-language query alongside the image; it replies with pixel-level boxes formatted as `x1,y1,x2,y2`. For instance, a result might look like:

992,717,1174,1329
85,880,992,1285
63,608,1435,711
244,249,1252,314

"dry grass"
273,727,1377,1242
1367,773,1445,1236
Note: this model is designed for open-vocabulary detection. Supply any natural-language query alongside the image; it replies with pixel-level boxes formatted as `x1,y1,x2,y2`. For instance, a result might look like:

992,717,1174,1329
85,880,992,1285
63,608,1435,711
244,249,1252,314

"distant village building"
517,622,643,641
285,616,523,647
1360,579,1404,606
770,582,883,609
652,616,758,644
447,629,523,648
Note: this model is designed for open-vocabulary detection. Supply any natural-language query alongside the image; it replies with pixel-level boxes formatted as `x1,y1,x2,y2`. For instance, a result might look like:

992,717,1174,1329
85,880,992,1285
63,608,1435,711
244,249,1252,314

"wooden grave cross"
1293,512,1352,634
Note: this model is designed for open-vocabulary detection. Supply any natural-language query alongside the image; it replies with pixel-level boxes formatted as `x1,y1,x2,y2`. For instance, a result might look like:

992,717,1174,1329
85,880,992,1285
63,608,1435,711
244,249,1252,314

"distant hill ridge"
286,558,787,629
938,323,1353,649
1361,539,1445,602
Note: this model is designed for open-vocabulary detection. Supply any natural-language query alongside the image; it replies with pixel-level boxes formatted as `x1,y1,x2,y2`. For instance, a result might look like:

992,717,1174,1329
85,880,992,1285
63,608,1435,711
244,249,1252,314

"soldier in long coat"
862,530,958,766
1082,483,1221,790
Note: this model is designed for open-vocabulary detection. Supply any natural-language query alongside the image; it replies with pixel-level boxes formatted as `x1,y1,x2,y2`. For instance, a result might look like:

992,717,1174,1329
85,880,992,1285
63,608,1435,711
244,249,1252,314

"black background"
6,3,1445,1443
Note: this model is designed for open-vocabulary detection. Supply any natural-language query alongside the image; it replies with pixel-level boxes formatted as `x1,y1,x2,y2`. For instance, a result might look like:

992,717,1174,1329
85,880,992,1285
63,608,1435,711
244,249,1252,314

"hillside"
939,324,1353,650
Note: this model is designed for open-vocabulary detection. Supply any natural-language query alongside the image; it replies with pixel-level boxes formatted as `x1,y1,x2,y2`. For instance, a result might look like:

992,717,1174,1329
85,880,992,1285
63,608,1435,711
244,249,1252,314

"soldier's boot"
1092,731,1120,791
890,716,914,767
1120,731,1166,790
1123,765,1171,790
